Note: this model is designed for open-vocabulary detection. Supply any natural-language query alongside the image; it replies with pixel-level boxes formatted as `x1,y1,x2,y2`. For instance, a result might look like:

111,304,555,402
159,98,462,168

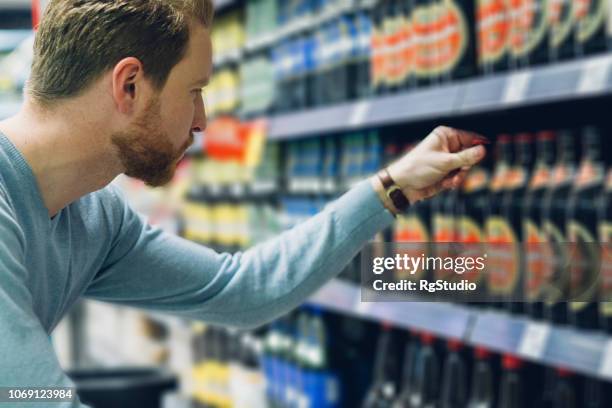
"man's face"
112,23,212,187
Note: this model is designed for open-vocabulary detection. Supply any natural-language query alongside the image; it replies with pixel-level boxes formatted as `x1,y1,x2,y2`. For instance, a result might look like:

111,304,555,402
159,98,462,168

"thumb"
447,145,486,170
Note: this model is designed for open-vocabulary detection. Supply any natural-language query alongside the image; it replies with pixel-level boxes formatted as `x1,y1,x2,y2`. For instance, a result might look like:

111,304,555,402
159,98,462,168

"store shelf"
268,53,612,140
308,279,612,381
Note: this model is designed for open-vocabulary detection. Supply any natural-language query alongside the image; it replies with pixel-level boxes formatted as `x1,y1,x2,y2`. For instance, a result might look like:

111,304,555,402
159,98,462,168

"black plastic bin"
67,368,177,408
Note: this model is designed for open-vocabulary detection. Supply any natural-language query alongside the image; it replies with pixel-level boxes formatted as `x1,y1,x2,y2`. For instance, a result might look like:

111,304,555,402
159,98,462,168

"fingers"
448,145,486,169
431,126,490,153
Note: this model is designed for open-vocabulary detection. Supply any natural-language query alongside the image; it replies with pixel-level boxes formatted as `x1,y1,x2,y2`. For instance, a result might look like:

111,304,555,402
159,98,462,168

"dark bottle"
573,0,607,56
500,134,535,314
393,331,421,408
457,140,492,304
582,377,611,408
598,168,612,332
551,368,580,408
508,0,550,67
440,340,470,408
524,131,557,319
567,127,605,331
413,0,436,86
352,8,374,99
542,130,577,325
477,0,510,74
497,355,524,408
362,324,403,408
438,0,477,82
548,0,575,61
409,333,440,408
486,134,514,307
467,347,497,408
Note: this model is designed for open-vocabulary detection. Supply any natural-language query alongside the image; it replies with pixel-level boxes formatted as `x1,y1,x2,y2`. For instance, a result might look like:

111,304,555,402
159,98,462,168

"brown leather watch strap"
377,168,410,213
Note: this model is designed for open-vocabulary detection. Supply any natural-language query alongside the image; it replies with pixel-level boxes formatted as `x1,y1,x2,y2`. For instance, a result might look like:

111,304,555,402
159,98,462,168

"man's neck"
0,101,123,217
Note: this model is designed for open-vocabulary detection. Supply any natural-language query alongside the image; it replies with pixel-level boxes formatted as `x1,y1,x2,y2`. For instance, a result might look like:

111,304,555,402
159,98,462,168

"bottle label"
463,168,489,193
548,0,574,47
371,24,385,88
395,214,430,280
530,167,552,189
574,0,606,43
490,166,510,191
509,0,547,57
459,216,486,285
399,12,416,82
542,221,569,303
438,0,469,74
413,5,435,77
434,213,455,281
568,221,599,310
477,0,510,64
576,161,604,188
524,219,551,300
486,217,519,294
600,222,612,315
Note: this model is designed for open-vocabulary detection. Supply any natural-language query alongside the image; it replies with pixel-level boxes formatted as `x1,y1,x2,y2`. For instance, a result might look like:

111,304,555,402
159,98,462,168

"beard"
111,97,193,187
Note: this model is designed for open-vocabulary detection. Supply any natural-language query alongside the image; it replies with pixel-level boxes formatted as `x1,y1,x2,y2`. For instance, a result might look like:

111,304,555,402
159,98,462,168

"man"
0,0,485,403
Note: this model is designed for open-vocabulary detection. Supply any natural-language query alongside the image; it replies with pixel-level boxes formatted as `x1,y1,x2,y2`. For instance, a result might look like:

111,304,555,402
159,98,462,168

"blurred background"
1,0,612,407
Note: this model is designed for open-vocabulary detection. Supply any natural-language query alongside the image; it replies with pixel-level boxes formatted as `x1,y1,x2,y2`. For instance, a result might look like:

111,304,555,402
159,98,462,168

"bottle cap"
447,339,462,352
420,333,435,345
502,354,523,370
556,367,573,377
515,133,533,143
537,131,556,141
474,347,491,359
497,134,512,143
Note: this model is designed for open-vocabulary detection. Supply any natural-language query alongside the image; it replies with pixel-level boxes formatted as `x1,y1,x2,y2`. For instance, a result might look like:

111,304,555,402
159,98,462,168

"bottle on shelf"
486,134,514,308
467,347,498,408
498,355,525,408
598,166,612,332
439,339,470,408
393,331,421,408
573,0,608,56
523,131,556,319
477,0,510,74
551,368,580,408
548,0,576,61
362,323,402,408
542,130,577,325
408,332,441,408
508,0,550,67
567,127,605,331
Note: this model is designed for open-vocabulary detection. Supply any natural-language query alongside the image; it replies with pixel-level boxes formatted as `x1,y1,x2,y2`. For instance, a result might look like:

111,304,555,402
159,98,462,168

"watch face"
390,187,410,211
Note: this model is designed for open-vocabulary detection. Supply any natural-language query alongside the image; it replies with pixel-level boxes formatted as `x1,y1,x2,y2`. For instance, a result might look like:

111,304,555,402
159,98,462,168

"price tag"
518,322,551,359
598,340,612,380
577,57,612,94
349,101,371,127
502,71,531,104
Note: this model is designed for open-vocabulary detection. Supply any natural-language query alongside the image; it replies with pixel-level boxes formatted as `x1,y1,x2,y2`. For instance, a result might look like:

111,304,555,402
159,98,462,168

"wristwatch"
377,168,410,213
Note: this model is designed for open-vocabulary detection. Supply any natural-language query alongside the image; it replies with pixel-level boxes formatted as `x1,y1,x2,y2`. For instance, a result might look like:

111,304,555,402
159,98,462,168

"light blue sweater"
0,132,394,406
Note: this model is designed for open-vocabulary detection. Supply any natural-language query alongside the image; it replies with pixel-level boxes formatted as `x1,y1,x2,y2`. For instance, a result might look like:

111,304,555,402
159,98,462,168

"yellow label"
463,168,489,193
395,214,430,280
574,0,606,42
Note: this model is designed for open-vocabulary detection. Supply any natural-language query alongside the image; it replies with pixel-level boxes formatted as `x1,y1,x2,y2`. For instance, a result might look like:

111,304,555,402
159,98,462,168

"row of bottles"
363,324,612,408
341,126,612,333
210,0,612,117
191,312,612,407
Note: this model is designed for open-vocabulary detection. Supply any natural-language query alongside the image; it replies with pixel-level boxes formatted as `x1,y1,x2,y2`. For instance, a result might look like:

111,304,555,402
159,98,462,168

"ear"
112,57,144,115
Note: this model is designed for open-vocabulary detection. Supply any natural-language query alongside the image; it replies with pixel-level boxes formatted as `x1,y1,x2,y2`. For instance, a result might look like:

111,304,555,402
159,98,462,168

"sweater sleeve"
0,192,89,407
84,180,394,329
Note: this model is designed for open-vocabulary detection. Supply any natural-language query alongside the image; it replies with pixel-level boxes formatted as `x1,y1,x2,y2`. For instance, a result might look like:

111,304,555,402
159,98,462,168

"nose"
192,92,207,133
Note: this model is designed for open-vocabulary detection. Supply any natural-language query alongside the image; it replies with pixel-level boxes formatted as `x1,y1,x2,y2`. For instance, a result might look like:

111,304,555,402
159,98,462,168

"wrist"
370,175,400,216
